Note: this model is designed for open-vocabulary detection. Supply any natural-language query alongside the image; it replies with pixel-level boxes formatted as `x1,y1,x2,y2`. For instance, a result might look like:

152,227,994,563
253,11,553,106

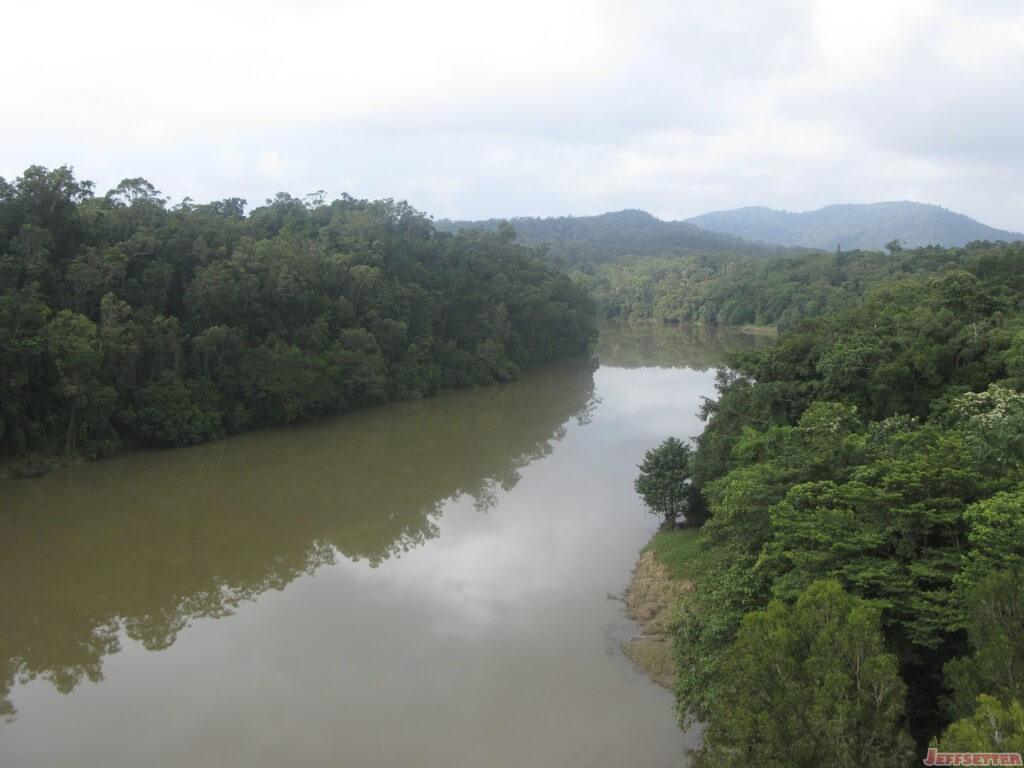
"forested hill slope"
656,238,1024,762
687,201,1023,250
436,209,816,265
0,166,596,474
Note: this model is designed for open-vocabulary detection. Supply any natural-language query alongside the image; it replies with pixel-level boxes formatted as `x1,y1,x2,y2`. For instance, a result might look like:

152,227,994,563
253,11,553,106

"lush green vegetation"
0,166,595,474
575,240,1024,329
634,437,698,529
644,528,702,583
635,241,1024,763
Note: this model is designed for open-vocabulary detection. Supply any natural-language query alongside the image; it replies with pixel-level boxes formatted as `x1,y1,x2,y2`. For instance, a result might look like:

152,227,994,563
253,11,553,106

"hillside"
436,209,817,264
687,201,1022,250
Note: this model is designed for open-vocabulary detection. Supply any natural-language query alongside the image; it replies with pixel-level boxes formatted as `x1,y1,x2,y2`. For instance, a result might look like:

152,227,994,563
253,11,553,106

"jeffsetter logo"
923,749,1023,766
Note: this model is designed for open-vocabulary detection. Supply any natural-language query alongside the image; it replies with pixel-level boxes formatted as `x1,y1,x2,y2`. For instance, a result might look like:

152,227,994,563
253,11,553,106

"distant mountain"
436,209,816,265
686,202,1022,251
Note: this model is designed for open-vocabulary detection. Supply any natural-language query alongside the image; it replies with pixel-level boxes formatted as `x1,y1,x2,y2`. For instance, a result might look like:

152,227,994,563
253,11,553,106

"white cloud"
2,0,1022,231
259,149,284,177
1,0,631,144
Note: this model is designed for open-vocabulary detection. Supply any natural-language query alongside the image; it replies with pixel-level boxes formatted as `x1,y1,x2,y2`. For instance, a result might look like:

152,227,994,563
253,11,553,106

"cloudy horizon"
4,0,1022,230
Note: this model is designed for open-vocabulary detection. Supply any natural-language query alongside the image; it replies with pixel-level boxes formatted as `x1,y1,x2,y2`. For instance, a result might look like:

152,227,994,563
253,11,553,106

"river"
0,321,769,768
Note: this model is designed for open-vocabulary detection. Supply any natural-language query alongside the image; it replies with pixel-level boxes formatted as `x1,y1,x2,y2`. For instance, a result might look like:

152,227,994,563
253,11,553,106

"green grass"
643,527,702,582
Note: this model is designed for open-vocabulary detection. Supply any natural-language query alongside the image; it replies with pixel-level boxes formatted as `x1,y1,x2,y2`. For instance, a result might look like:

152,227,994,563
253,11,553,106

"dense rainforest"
576,240,1024,330
0,166,595,474
645,240,1024,765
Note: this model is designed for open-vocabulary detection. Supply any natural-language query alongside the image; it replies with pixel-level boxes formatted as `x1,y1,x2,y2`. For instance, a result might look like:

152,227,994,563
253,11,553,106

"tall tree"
701,580,914,768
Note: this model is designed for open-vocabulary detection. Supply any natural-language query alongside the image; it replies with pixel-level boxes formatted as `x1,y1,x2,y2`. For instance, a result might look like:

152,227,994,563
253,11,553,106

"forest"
642,240,1024,765
574,239,1024,329
0,166,595,474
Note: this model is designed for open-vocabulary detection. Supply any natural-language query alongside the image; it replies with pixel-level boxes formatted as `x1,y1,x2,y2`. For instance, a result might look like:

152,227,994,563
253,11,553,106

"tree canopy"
634,436,697,528
644,236,1024,759
0,166,596,473
701,580,914,768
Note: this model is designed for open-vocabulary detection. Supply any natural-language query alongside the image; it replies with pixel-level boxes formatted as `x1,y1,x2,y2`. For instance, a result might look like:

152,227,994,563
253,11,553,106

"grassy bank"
643,527,702,581
621,527,700,688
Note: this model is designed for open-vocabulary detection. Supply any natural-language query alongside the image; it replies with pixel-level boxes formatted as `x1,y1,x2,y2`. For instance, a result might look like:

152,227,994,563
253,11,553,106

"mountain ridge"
686,201,1022,251
436,209,817,264
440,202,1020,263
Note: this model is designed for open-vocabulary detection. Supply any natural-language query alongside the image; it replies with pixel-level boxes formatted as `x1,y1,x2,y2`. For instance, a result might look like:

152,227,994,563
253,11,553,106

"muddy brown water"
0,322,768,767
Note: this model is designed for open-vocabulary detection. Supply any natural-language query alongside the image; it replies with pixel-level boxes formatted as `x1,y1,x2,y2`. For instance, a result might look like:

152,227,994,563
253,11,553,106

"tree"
700,580,914,768
957,490,1024,596
945,570,1024,720
43,310,105,455
128,371,222,447
945,386,1024,480
933,696,1024,755
634,436,695,528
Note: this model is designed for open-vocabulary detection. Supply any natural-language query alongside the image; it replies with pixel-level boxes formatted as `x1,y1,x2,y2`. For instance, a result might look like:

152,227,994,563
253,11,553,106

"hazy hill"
437,209,816,264
687,201,1022,251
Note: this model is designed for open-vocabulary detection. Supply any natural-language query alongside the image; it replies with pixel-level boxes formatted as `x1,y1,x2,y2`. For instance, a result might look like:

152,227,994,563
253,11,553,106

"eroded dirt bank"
621,549,694,689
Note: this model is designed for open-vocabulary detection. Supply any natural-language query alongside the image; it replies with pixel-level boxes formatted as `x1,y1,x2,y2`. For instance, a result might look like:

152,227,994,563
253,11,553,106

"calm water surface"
0,322,768,768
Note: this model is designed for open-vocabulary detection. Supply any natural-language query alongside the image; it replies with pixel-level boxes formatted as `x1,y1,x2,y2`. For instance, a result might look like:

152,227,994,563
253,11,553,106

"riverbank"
0,452,87,479
621,528,700,688
732,324,779,336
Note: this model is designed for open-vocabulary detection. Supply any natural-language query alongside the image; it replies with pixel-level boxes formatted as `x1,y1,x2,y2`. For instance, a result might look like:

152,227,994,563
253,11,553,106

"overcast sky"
3,0,1022,229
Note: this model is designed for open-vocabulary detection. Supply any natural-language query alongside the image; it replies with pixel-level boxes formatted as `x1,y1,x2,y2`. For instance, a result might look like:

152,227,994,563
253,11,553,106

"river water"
0,322,768,768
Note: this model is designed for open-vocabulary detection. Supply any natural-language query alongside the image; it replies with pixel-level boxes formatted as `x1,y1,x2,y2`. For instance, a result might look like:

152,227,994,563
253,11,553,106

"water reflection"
0,320,766,765
594,319,771,369
0,357,598,720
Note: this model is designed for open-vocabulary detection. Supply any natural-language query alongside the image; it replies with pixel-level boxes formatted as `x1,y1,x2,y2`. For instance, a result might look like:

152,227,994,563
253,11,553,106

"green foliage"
957,490,1024,596
634,437,695,528
649,236,1024,751
942,386,1024,481
643,527,702,583
130,372,224,447
944,571,1024,721
764,424,982,652
0,166,596,470
673,461,787,717
571,241,1024,333
700,580,914,768
933,696,1024,755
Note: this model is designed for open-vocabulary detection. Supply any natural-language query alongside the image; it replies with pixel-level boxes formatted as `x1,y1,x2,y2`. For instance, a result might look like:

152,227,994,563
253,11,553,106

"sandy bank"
621,549,694,689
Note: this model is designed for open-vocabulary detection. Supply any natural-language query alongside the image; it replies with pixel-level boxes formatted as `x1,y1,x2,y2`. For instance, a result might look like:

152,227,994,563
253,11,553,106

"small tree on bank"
634,436,694,529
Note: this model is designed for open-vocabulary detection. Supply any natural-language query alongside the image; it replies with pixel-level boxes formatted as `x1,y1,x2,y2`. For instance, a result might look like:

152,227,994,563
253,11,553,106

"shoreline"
0,355,597,481
599,316,779,336
0,452,87,480
621,547,694,689
731,324,779,336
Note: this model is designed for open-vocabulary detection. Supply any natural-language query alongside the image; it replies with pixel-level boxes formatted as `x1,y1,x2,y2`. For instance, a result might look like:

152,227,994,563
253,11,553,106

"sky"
3,0,1023,230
